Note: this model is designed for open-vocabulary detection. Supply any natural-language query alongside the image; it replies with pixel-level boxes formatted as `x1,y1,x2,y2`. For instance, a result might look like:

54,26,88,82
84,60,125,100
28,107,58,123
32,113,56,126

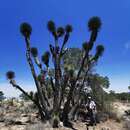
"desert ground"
0,100,130,130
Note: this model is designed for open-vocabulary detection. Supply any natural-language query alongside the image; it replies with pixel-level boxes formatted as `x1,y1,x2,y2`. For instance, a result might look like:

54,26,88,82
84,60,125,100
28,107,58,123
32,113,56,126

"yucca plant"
82,42,89,51
6,16,105,128
31,47,38,57
57,27,65,37
96,45,104,56
20,22,50,120
20,22,32,38
31,47,42,68
93,45,105,61
62,25,73,46
47,20,56,33
41,51,50,68
88,16,101,32
62,17,103,125
65,25,73,33
6,71,17,86
47,20,57,41
88,16,102,51
6,71,15,80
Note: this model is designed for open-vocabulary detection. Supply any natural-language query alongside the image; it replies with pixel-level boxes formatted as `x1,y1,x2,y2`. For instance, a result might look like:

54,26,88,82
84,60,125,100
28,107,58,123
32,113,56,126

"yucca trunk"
25,37,49,120
52,42,61,127
40,82,50,107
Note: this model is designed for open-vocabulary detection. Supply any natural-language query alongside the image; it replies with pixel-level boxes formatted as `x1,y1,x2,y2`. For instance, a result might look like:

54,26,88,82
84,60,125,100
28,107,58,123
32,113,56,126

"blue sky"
0,0,130,97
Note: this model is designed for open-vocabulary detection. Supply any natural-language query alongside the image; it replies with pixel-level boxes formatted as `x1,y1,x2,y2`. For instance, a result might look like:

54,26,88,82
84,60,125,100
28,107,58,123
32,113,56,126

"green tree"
128,86,130,92
0,91,5,101
88,74,110,111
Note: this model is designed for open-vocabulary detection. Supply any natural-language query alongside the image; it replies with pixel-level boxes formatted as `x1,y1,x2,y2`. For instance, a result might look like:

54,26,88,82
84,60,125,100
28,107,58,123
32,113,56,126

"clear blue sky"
0,0,130,97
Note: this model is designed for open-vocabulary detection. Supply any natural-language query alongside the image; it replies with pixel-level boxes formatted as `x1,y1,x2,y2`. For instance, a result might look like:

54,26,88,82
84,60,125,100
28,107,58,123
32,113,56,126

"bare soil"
0,101,130,130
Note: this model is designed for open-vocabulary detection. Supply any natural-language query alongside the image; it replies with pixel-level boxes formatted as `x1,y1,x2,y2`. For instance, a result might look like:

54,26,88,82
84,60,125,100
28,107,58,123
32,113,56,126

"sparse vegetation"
0,90,5,101
3,16,130,130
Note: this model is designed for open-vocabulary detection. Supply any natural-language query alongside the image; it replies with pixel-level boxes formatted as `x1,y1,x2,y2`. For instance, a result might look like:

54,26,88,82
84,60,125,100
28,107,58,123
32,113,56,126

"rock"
125,110,130,115
0,117,5,122
122,115,130,121
21,114,28,117
10,125,26,130
97,112,109,122
0,122,5,127
123,120,130,129
59,121,63,127
25,122,51,130
3,112,31,126
15,116,31,124
101,127,110,130
4,113,17,125
0,107,6,116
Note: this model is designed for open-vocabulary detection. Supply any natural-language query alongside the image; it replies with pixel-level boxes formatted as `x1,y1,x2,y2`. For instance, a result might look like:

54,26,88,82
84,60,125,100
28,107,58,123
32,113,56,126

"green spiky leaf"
65,25,73,33
96,45,104,56
82,42,89,51
41,51,50,67
57,27,65,37
88,16,101,31
6,71,15,80
94,45,105,61
20,22,32,38
31,47,38,57
47,20,56,32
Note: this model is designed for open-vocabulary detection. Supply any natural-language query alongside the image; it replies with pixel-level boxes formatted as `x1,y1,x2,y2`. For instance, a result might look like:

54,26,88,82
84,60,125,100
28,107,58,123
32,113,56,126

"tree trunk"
25,37,49,120
69,102,80,120
52,41,61,127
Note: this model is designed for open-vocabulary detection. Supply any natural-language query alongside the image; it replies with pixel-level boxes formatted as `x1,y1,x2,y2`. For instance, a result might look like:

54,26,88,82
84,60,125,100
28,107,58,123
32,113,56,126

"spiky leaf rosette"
47,20,56,32
65,25,73,33
41,51,50,67
30,91,34,99
47,20,57,39
6,71,15,80
31,47,38,57
82,42,89,51
94,45,104,61
20,22,32,38
63,25,73,45
57,27,65,37
96,45,104,56
88,16,101,31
